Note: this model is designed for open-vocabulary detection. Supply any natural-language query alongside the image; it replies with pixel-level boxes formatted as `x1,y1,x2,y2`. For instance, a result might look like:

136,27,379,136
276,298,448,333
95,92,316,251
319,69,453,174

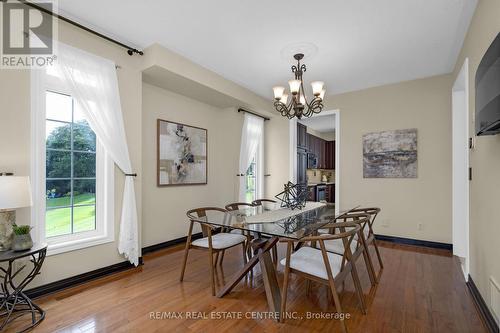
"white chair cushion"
280,246,342,280
323,238,358,255
192,233,246,249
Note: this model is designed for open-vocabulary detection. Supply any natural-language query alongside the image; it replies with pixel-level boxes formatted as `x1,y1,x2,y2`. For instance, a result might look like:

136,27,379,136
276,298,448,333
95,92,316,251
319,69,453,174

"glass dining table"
189,201,353,320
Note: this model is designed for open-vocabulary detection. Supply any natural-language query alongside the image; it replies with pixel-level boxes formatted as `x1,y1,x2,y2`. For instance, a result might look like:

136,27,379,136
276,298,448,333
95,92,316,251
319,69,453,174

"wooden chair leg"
349,262,367,314
214,252,220,268
272,245,278,267
362,247,377,285
372,239,384,268
180,221,194,282
280,242,292,323
219,250,225,266
209,249,216,296
327,278,347,333
179,246,190,282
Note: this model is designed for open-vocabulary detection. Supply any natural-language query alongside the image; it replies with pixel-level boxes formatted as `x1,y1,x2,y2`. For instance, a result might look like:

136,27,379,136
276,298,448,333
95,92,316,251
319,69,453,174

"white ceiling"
299,114,336,133
57,0,477,99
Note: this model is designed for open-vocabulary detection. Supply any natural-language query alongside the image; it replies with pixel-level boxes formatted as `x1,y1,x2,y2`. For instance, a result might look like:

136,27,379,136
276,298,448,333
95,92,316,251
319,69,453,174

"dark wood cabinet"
297,123,307,149
297,149,307,184
326,184,335,203
325,141,335,169
320,140,326,168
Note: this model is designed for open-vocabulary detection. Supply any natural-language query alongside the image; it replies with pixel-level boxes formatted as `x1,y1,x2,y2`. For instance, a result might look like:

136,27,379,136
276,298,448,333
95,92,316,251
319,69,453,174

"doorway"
289,110,340,215
452,58,469,278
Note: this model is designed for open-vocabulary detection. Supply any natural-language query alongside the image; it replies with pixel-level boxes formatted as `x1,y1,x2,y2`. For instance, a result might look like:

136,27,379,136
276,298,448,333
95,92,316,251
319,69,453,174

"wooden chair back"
225,202,254,211
186,207,227,238
348,207,380,240
251,199,277,206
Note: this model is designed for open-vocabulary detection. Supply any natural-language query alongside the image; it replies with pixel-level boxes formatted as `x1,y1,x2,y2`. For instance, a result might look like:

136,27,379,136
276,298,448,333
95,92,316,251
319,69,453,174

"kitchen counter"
308,182,335,186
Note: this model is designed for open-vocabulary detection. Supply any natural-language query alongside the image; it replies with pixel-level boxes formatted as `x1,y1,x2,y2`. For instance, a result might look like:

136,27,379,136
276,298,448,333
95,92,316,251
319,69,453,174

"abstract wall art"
362,129,417,178
157,119,207,186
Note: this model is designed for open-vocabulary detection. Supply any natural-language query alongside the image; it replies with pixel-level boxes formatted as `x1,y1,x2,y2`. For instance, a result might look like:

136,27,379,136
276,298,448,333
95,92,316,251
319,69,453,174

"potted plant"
11,224,33,251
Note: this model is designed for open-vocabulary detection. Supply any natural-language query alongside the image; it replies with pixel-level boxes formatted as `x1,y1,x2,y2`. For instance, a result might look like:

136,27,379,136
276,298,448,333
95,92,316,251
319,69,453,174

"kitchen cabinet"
325,141,335,169
305,133,335,170
326,184,335,203
297,123,308,149
319,140,326,168
297,149,307,184
307,186,316,201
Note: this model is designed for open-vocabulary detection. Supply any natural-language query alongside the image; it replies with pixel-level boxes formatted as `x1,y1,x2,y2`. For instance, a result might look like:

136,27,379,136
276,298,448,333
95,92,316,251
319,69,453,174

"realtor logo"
1,0,57,68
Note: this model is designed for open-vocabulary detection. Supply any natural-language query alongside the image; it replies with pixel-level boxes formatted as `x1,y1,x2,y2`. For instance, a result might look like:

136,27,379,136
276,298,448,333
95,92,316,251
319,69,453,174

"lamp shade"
288,80,301,94
0,176,32,210
273,86,285,100
311,81,324,96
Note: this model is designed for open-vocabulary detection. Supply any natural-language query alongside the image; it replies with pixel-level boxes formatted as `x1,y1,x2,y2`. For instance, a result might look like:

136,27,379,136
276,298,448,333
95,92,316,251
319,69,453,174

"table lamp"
0,175,32,251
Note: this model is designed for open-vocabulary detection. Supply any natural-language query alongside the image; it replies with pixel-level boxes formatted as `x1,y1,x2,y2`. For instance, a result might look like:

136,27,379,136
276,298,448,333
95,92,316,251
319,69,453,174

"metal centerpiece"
275,181,309,210
273,53,326,119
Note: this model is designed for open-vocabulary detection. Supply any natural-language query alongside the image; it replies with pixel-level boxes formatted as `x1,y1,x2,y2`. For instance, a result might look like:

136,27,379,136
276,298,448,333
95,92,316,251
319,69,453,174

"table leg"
217,237,281,320
0,249,46,332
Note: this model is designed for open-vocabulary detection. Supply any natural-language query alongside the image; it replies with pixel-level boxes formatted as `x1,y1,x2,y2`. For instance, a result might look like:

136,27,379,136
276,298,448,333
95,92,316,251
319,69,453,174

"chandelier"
272,53,325,119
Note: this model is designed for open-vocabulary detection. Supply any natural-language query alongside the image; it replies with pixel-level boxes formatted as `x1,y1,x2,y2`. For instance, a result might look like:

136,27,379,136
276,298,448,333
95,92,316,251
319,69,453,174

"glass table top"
190,202,352,240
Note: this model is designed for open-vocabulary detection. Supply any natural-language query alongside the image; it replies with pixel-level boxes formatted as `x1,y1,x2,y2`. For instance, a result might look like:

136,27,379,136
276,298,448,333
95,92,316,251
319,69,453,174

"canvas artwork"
157,119,207,186
363,129,417,178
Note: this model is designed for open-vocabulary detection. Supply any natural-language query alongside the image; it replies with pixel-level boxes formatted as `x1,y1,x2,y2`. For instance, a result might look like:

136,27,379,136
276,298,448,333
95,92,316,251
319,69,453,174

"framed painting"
363,128,417,178
157,119,207,186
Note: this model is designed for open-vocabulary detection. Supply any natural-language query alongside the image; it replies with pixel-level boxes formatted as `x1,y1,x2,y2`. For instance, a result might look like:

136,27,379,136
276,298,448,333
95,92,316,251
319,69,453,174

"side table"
0,243,47,332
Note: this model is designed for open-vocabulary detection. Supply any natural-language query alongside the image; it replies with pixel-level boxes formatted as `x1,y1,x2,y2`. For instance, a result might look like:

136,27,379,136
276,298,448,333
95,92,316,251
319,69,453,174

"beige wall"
141,83,290,246
0,18,143,288
452,0,500,313
141,83,240,246
325,74,453,243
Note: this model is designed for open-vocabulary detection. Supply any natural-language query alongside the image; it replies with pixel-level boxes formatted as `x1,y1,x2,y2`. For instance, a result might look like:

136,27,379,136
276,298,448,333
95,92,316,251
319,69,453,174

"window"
31,69,114,255
245,158,256,202
45,91,96,238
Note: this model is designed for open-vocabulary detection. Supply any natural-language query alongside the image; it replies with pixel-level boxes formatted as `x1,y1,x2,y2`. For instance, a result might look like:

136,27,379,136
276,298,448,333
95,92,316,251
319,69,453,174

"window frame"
31,68,115,256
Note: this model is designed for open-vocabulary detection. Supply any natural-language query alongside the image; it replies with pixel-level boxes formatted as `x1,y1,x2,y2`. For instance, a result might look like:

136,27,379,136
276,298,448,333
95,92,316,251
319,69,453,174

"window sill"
46,234,115,256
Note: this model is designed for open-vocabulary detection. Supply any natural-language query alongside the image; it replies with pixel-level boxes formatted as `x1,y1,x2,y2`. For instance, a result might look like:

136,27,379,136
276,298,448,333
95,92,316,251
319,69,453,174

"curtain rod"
19,0,144,56
237,108,270,121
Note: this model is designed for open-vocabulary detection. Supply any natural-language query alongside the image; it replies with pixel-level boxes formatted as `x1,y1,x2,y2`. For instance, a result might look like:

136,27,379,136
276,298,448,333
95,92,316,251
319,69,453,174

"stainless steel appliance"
307,153,318,169
316,184,326,202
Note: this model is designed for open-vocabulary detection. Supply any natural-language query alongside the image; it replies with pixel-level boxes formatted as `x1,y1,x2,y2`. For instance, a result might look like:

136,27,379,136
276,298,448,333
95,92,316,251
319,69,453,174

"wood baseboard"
25,257,143,299
375,234,453,251
467,274,500,333
141,232,203,255
26,234,203,299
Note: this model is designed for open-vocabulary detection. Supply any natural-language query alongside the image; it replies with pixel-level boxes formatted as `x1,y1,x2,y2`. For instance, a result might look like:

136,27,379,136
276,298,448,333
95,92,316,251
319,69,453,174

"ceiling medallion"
272,53,325,119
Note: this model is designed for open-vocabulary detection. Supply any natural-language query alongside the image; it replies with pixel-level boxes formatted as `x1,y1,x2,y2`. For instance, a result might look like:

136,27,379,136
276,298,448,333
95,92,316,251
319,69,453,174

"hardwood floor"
7,241,486,332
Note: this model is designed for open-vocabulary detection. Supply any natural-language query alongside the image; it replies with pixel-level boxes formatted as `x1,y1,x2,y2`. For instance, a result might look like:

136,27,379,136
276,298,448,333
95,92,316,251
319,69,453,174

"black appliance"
316,184,326,202
307,153,318,169
476,33,500,135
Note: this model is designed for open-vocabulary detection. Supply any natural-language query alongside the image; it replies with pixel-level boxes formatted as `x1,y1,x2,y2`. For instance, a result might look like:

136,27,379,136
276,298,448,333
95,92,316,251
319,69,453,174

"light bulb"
311,81,324,96
273,86,285,100
319,88,326,100
288,79,301,94
280,93,288,104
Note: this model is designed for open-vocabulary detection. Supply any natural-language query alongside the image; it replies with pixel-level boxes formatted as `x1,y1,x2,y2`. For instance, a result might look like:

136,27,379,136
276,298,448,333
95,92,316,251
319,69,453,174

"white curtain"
53,42,139,266
239,113,264,202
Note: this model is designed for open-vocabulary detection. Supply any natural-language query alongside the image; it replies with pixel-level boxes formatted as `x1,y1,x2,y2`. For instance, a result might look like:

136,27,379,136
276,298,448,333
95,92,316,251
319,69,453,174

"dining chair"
225,202,256,262
320,212,377,286
349,207,383,271
279,221,366,331
180,207,248,296
251,198,277,206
